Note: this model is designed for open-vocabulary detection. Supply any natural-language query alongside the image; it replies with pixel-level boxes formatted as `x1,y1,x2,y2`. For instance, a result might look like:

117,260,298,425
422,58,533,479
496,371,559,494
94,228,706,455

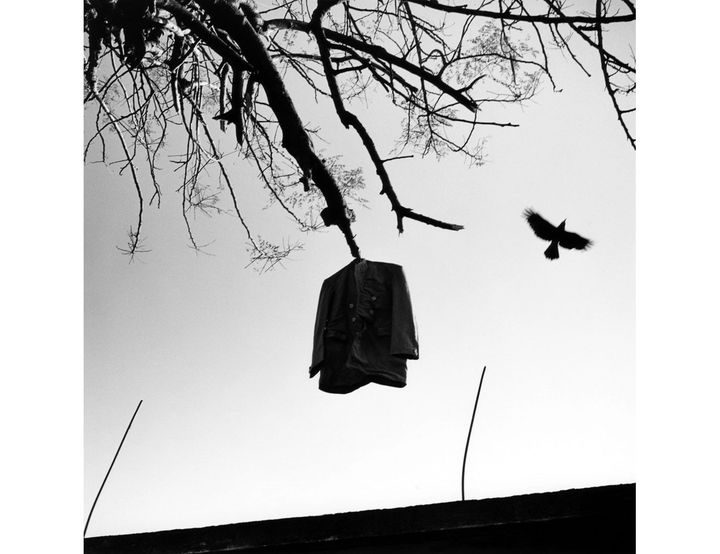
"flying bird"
523,209,593,260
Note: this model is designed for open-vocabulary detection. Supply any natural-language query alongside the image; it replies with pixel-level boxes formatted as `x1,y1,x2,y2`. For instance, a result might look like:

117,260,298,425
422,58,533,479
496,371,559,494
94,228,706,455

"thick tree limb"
171,0,361,257
158,1,253,72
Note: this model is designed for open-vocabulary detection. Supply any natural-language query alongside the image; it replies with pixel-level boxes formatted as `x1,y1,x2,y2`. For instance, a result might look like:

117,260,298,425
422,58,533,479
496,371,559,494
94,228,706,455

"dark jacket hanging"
309,259,419,393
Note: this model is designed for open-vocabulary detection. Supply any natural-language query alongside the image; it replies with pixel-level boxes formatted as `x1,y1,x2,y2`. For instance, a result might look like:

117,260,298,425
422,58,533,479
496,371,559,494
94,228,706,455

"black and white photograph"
78,1,639,552
7,3,720,552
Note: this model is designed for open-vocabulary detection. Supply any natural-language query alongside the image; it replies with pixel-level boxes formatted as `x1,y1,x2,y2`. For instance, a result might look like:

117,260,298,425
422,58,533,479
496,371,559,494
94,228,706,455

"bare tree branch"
311,0,463,233
405,0,634,25
84,0,635,264
595,0,635,148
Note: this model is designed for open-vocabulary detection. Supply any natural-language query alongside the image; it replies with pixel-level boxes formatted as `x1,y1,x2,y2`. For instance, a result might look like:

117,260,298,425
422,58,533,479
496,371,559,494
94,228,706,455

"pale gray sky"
84,10,634,537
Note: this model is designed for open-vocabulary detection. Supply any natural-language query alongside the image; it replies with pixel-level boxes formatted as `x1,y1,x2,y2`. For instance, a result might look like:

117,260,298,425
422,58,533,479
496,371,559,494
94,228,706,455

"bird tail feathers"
544,241,559,260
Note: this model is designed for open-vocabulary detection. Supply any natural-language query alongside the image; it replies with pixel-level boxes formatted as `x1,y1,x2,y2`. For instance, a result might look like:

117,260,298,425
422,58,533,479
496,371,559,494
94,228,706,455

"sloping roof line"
85,483,635,553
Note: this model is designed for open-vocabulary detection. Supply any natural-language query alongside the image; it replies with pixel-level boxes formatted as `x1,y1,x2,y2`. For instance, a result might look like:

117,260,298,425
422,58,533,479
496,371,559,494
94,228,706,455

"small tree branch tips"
84,0,635,265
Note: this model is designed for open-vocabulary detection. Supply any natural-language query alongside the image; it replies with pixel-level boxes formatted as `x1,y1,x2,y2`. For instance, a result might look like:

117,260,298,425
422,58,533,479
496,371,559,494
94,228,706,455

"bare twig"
595,0,635,149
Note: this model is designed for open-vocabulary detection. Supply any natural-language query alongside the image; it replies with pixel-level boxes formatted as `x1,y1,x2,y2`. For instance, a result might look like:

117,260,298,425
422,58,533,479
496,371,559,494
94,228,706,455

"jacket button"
351,317,356,322
371,296,377,301
349,303,354,308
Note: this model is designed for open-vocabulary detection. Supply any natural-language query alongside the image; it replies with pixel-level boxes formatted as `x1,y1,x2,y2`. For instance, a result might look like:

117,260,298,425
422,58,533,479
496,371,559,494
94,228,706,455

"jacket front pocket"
324,328,348,340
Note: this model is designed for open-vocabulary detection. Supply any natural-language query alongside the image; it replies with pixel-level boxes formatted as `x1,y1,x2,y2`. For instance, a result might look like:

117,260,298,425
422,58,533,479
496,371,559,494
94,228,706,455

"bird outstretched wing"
559,231,593,250
523,209,556,241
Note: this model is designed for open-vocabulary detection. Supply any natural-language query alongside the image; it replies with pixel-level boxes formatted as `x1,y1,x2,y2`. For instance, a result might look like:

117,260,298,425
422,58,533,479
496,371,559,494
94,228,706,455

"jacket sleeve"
309,279,331,377
390,266,419,360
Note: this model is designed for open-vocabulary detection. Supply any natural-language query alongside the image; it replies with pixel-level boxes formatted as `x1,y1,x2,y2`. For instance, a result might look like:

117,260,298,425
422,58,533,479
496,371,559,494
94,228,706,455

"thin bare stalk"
461,366,487,501
84,400,144,537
